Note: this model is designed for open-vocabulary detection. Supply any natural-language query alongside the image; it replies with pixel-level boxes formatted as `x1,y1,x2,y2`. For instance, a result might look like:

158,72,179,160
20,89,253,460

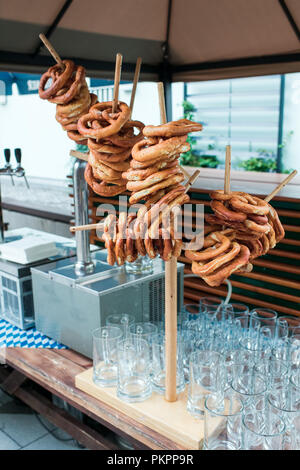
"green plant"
239,156,276,172
180,100,220,168
239,147,276,172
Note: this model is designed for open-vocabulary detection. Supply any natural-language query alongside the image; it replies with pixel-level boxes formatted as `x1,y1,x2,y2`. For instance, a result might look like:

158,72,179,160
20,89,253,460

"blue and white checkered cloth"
0,319,67,349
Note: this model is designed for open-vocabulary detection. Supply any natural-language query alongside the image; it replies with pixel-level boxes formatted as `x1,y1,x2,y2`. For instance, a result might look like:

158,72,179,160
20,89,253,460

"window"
172,73,300,174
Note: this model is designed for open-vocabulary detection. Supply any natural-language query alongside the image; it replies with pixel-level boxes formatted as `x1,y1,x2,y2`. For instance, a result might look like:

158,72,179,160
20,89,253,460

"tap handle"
14,148,21,164
4,148,11,163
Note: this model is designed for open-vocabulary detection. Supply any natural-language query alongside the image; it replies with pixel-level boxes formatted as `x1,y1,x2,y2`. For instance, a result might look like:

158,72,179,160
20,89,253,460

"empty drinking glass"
268,384,300,450
93,326,123,387
151,333,185,394
276,316,300,339
182,304,201,322
129,322,158,344
106,313,135,338
254,358,289,389
242,409,286,450
187,350,225,418
230,364,268,411
204,392,244,450
250,308,277,350
117,337,152,402
226,303,249,318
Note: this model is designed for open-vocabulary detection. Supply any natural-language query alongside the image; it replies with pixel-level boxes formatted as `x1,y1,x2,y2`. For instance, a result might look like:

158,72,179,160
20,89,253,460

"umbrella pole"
157,82,177,402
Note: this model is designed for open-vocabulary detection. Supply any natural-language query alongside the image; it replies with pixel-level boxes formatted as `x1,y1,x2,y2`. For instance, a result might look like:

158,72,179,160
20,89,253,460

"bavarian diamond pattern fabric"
0,319,67,349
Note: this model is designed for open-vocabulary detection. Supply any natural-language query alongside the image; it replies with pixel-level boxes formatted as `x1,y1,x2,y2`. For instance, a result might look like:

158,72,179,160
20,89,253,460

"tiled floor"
0,388,85,450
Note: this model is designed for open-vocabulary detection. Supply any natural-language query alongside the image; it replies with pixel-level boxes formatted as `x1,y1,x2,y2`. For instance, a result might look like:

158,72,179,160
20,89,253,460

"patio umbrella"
0,0,299,82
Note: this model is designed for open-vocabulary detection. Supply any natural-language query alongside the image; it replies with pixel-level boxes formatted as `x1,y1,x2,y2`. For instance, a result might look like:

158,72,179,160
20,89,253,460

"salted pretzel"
39,60,94,145
209,191,272,236
143,119,203,138
76,99,145,197
99,211,184,266
189,189,285,286
77,101,131,140
185,228,252,286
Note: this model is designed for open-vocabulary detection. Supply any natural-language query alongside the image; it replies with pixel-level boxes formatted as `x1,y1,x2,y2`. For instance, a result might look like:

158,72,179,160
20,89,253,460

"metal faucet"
0,149,15,185
13,149,30,189
0,148,29,243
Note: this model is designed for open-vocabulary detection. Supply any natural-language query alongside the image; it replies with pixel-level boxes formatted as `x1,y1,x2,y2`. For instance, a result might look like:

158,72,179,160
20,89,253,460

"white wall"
0,81,161,181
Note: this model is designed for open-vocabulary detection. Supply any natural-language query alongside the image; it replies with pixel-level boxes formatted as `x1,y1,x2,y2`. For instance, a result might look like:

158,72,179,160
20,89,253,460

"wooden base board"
75,368,205,449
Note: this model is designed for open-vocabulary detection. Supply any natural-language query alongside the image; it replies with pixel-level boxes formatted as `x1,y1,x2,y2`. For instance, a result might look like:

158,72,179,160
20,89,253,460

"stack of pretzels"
99,119,203,265
39,60,95,145
185,190,285,286
77,101,144,197
123,119,202,206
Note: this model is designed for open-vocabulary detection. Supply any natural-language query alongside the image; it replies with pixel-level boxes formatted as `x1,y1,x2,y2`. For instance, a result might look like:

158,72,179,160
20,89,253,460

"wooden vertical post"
224,145,231,195
157,82,177,402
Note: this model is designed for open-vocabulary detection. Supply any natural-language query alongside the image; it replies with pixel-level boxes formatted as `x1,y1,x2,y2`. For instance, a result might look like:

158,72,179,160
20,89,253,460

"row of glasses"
183,297,300,450
204,379,300,450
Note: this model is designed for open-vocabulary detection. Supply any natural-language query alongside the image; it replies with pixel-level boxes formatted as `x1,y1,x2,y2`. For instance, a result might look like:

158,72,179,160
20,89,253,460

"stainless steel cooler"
31,252,184,357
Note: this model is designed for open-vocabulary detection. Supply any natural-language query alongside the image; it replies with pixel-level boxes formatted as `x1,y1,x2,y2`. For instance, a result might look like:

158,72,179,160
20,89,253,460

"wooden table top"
3,347,184,450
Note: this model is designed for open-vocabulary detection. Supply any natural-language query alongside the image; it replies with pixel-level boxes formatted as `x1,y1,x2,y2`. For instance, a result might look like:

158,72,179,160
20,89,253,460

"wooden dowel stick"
157,81,177,403
39,34,64,67
224,145,231,195
264,170,297,202
70,223,102,233
129,57,142,116
184,170,201,192
70,150,89,161
112,53,123,113
157,82,190,180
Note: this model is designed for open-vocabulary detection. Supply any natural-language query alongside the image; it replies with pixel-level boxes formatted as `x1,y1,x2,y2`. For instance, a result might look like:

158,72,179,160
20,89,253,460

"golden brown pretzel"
199,245,250,287
39,60,75,101
191,242,241,276
129,173,185,205
49,65,86,105
55,83,90,117
185,232,231,262
126,167,181,192
131,135,189,163
211,200,247,223
77,101,130,139
230,195,269,216
268,204,285,242
84,164,127,197
143,119,203,138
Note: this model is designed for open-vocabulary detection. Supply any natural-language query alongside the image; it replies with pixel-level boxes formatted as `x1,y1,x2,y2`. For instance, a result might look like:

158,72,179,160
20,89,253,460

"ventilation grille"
149,278,165,323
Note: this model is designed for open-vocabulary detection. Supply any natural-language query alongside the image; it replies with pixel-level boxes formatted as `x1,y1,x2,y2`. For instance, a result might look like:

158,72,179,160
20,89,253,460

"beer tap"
13,148,30,189
0,149,15,185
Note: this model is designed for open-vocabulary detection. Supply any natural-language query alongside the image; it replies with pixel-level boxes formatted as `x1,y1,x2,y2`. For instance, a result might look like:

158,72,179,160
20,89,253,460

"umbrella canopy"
0,71,43,95
0,0,299,81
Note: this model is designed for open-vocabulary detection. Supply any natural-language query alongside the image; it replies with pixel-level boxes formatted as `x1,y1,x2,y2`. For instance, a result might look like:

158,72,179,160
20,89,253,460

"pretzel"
268,204,285,243
191,242,241,276
77,101,131,139
84,114,144,196
39,61,94,144
132,135,189,163
211,200,247,223
230,194,269,216
143,119,203,138
39,60,75,101
85,164,127,196
49,66,86,105
185,232,231,261
199,245,250,287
